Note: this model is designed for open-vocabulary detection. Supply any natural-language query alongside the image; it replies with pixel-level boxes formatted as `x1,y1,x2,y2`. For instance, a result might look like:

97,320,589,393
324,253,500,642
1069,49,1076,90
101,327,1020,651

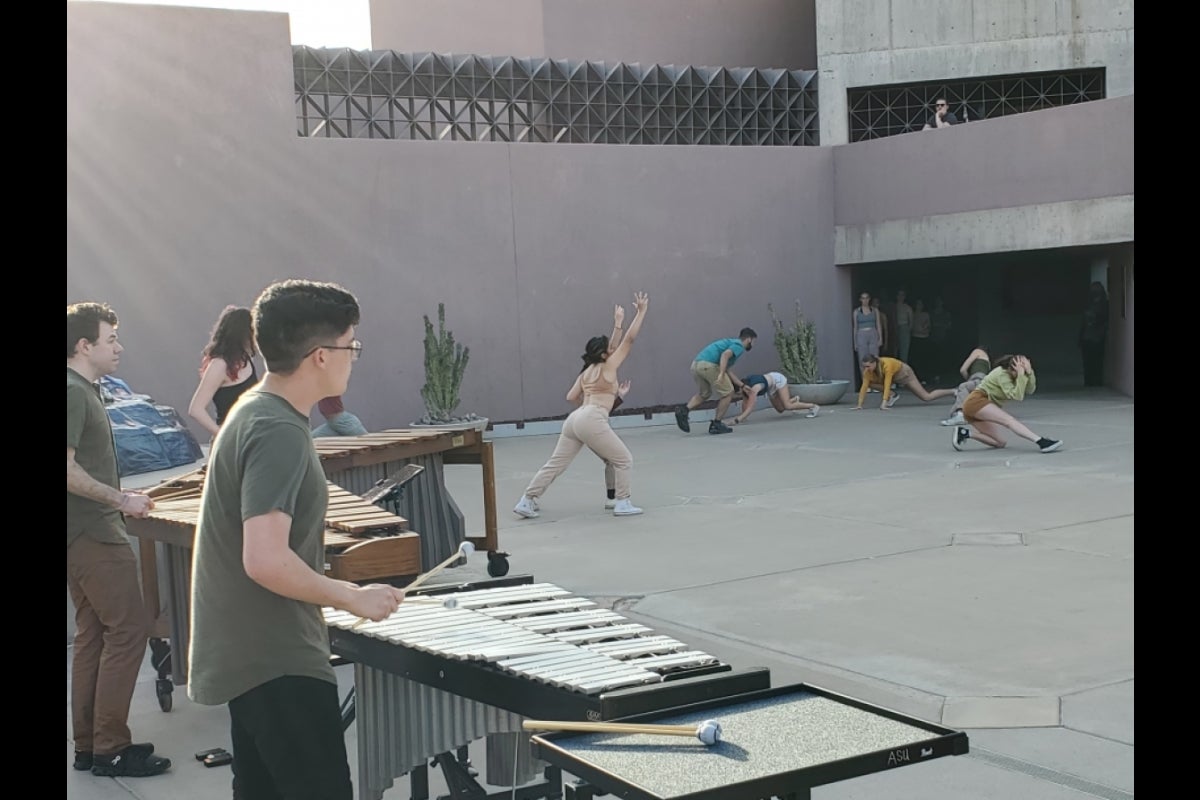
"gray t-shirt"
188,389,334,706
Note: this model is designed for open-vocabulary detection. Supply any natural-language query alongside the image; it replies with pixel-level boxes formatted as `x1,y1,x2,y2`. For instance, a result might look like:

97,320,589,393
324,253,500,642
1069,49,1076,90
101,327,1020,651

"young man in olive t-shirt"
188,280,406,799
66,302,171,777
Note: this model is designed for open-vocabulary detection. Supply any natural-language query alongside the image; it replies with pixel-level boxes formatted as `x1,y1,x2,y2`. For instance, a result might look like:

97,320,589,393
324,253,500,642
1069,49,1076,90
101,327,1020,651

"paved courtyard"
67,385,1134,799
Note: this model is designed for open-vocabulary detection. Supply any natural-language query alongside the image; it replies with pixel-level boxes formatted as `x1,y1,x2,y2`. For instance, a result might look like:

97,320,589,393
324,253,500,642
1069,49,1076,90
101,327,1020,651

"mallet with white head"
522,719,723,746
351,541,475,629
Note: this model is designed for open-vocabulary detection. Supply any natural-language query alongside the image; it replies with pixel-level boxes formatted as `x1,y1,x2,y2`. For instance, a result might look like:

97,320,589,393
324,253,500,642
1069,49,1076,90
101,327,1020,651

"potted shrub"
413,303,487,430
768,301,851,405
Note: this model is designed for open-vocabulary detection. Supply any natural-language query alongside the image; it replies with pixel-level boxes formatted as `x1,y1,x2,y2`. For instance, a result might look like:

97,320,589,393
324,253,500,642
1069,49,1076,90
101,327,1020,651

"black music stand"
530,684,969,800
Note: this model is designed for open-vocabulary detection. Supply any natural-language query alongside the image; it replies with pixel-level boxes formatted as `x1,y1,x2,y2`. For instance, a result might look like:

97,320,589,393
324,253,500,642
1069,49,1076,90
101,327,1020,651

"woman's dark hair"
580,335,609,370
994,354,1018,372
202,305,255,380
861,353,879,368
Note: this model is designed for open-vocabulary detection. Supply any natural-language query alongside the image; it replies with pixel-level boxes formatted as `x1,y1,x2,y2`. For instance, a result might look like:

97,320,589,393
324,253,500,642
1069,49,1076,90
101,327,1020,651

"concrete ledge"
835,195,1134,264
486,398,777,439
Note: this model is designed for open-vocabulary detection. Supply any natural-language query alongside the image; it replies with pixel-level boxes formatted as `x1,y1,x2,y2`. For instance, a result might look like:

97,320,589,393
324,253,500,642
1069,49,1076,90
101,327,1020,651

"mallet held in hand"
522,718,723,746
351,541,475,629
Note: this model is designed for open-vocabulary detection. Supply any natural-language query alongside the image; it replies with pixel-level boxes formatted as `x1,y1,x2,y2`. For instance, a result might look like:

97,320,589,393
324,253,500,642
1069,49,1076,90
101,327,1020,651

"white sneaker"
940,411,965,427
612,499,643,516
885,392,900,408
603,498,616,509
513,496,540,518
806,405,820,418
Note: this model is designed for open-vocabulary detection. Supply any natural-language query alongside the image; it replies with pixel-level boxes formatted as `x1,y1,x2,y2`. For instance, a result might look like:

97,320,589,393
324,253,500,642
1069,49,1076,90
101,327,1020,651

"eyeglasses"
303,339,363,361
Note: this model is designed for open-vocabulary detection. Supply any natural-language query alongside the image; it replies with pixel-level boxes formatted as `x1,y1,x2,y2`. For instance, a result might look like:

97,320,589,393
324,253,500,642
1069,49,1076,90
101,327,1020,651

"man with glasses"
922,97,959,130
188,279,404,800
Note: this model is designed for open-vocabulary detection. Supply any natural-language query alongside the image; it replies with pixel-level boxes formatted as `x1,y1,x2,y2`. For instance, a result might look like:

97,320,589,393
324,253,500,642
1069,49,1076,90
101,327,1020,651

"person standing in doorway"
67,302,172,778
910,298,931,377
930,297,953,382
851,292,882,389
894,289,914,364
1079,281,1110,387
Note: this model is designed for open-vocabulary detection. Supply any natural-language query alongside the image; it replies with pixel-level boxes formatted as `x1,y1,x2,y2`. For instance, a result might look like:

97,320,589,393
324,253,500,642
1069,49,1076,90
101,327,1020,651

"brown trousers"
67,535,149,755
525,405,633,500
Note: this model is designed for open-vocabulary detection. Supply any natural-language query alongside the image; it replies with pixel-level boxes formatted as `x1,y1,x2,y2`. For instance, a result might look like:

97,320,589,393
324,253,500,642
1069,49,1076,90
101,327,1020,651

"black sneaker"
674,406,691,433
708,420,733,435
91,744,171,777
1038,438,1063,453
74,742,154,771
952,426,969,451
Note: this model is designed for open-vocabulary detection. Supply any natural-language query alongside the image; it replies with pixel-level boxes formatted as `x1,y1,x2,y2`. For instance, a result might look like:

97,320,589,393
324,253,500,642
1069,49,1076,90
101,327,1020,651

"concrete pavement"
67,385,1133,798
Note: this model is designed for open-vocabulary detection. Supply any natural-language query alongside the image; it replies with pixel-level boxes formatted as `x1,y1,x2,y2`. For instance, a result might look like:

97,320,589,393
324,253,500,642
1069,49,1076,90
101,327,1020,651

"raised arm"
606,292,648,370
607,305,625,354
188,358,227,437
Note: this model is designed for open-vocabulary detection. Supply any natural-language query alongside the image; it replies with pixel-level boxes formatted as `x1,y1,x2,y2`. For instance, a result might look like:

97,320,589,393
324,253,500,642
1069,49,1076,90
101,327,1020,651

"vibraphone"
126,469,420,709
314,427,508,578
325,577,772,800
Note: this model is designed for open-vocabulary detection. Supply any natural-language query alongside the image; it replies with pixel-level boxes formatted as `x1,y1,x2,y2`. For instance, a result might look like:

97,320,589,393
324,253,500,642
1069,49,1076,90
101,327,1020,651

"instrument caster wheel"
486,551,510,577
156,678,174,712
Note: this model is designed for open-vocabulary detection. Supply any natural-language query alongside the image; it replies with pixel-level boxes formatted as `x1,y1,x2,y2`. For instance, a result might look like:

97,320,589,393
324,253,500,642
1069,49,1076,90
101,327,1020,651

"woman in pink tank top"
514,293,650,519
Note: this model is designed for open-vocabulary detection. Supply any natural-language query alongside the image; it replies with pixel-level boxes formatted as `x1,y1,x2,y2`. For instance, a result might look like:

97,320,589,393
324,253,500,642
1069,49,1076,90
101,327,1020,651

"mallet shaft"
523,721,699,737
351,544,469,629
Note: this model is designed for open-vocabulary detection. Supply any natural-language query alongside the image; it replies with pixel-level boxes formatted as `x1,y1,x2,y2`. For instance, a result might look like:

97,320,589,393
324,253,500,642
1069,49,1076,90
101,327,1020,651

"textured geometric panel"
294,46,820,146
847,68,1106,142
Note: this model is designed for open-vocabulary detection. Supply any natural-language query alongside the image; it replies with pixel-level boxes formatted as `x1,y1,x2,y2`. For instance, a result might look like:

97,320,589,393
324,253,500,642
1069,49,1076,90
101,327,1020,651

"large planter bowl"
411,417,489,433
787,380,851,405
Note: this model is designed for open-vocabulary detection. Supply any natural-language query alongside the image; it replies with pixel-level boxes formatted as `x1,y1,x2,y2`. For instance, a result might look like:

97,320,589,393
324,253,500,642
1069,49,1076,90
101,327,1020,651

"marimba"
127,470,421,709
325,578,771,800
313,427,507,577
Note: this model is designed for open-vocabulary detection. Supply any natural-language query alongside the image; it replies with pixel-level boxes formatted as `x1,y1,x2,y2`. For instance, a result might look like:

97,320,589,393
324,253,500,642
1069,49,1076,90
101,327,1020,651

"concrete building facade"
66,1,1133,435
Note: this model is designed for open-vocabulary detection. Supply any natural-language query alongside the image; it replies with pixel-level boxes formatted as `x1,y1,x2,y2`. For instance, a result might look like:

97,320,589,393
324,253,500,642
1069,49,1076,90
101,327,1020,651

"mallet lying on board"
522,718,723,746
351,541,475,629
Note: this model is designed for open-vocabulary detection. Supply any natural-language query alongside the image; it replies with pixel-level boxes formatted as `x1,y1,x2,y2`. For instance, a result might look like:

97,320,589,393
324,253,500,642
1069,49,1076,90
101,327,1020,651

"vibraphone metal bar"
314,427,505,576
326,578,770,800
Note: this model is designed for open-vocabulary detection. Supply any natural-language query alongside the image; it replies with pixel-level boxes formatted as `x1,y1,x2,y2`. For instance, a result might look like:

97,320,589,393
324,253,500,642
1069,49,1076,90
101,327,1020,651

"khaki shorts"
691,360,734,400
962,389,991,423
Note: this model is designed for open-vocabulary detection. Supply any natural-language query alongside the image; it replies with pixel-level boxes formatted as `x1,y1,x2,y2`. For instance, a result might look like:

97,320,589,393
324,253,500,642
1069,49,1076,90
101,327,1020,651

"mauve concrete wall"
68,2,840,434
833,95,1134,227
370,0,818,69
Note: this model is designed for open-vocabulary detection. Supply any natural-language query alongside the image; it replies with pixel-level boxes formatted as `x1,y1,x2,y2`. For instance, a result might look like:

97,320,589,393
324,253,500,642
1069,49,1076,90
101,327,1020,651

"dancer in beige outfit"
514,293,649,518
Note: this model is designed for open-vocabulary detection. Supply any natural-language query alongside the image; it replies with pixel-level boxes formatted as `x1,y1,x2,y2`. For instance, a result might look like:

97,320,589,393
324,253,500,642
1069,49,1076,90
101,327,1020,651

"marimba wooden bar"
127,473,420,692
313,427,504,575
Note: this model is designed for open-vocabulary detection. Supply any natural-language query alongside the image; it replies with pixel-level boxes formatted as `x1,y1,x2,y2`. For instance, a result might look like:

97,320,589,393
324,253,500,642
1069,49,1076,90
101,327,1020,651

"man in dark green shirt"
188,280,406,799
67,302,171,777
